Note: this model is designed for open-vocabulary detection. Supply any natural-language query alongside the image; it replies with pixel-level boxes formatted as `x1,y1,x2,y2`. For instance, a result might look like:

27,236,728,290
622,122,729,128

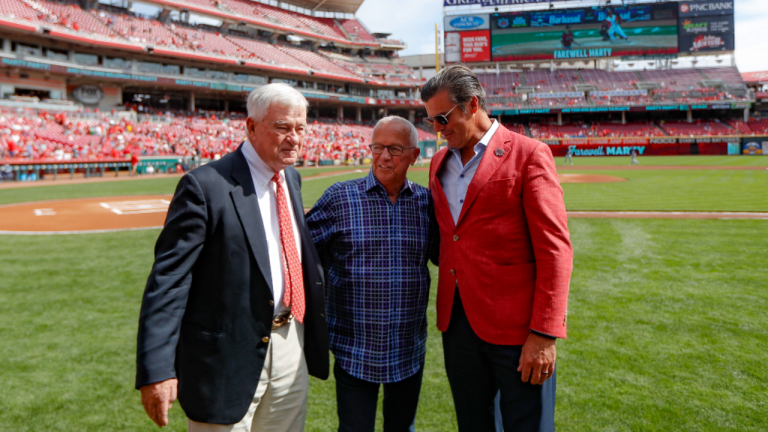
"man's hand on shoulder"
140,378,178,427
517,332,556,386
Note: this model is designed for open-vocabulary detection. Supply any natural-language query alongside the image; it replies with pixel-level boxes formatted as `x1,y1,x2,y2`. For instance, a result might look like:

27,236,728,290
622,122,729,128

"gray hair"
246,83,308,121
373,116,419,148
420,64,487,113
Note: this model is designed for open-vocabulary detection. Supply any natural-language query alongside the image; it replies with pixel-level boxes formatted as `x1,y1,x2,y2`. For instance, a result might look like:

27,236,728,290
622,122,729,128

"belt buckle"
272,313,293,330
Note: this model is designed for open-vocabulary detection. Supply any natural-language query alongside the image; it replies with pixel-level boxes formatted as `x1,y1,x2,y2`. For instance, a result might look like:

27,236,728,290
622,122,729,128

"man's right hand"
140,378,178,427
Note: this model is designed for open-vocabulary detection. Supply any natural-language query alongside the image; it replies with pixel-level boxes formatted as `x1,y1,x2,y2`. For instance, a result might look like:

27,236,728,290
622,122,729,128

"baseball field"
0,155,766,431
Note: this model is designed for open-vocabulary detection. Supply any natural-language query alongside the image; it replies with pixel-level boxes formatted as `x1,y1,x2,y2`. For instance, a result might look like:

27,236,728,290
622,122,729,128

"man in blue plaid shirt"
306,116,439,432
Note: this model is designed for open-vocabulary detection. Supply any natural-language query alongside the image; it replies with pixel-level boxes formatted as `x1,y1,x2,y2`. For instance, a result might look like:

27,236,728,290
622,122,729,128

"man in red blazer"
422,65,572,432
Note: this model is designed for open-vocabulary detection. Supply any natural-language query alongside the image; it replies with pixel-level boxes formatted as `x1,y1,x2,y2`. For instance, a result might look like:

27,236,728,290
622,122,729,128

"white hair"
373,116,419,148
246,83,308,121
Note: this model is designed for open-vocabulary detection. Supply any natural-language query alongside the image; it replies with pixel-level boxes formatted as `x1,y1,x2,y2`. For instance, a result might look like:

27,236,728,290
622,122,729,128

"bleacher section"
0,109,437,162
0,0,418,87
658,120,733,137
479,67,750,109
592,122,666,138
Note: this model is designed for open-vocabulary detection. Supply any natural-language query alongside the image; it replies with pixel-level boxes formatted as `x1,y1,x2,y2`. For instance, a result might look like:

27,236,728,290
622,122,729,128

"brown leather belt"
272,313,293,330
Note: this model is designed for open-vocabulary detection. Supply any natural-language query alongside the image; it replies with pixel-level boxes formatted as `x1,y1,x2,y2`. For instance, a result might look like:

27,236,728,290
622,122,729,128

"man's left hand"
517,332,556,385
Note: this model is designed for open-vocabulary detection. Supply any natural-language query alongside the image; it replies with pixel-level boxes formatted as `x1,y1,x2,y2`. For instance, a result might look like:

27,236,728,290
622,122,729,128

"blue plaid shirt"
306,170,439,383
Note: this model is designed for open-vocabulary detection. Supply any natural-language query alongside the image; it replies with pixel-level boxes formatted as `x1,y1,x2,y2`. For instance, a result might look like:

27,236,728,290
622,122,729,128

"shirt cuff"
530,329,557,340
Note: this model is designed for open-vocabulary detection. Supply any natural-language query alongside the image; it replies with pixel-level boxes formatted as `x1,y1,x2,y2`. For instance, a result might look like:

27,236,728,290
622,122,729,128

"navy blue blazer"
136,145,328,424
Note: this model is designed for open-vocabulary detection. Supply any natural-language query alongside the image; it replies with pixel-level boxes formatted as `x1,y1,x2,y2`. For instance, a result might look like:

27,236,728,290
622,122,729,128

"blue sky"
357,0,766,72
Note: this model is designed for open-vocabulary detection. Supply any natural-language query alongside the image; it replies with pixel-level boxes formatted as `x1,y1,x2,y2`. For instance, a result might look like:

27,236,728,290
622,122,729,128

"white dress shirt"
241,140,302,316
438,120,500,225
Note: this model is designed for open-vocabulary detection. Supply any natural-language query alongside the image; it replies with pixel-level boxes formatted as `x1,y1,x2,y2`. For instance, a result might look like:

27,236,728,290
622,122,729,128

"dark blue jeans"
335,360,424,432
443,290,556,432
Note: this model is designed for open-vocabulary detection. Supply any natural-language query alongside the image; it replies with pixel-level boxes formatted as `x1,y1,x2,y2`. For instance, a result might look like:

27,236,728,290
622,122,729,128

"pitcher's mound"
558,174,626,183
0,195,173,234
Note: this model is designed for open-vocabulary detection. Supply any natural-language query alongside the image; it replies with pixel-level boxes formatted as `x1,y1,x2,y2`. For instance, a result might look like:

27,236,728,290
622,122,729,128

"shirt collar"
364,169,413,195
449,119,500,158
242,139,281,189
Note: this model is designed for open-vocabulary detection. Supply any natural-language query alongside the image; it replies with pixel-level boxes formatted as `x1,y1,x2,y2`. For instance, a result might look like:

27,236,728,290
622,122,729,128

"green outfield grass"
0,218,765,430
301,168,768,212
0,158,766,430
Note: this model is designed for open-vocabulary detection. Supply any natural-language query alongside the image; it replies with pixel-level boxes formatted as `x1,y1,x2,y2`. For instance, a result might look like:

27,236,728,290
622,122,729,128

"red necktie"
271,172,305,323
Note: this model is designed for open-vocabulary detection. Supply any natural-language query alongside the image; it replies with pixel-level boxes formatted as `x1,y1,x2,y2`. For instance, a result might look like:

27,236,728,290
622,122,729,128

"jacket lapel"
456,127,512,226
229,146,273,293
429,148,456,230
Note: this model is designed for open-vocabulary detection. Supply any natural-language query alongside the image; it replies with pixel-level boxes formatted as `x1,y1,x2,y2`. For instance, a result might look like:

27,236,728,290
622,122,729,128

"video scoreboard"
444,0,735,63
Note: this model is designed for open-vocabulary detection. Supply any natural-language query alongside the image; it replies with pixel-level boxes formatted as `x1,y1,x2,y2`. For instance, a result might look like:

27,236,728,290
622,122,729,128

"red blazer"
429,124,572,345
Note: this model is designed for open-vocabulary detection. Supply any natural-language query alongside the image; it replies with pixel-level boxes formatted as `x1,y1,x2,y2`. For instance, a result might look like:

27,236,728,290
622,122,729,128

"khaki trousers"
188,319,308,432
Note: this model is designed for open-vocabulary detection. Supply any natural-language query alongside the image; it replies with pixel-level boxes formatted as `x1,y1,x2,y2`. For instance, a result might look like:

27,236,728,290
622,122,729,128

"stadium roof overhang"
742,71,768,85
280,0,365,15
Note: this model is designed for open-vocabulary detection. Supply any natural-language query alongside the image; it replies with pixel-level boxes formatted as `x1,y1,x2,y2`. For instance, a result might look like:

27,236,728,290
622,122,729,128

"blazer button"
262,336,270,343
453,235,459,241
450,269,456,275
269,300,274,306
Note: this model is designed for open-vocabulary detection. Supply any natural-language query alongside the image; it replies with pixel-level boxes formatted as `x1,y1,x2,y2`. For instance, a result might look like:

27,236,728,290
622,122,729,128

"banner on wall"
444,14,490,32
545,142,730,157
677,0,734,17
444,0,575,6
446,30,491,62
741,137,768,155
678,15,734,52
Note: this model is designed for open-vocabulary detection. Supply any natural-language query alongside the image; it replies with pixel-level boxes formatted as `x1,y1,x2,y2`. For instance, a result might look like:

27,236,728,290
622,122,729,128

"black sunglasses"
425,105,459,127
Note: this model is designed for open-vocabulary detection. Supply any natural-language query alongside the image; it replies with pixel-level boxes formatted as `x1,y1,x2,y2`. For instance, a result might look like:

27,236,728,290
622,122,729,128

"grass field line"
569,211,768,219
0,226,164,235
558,165,768,171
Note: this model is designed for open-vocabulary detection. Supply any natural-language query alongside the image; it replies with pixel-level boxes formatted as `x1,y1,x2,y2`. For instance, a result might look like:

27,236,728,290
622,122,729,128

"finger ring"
541,371,550,374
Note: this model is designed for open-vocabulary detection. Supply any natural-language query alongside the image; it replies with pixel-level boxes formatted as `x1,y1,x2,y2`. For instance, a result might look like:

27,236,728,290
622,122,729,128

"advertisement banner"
446,30,491,63
444,14,490,32
530,91,584,99
546,142,728,157
590,90,648,97
444,0,575,6
678,15,734,52
741,137,768,155
678,0,734,17
489,3,678,62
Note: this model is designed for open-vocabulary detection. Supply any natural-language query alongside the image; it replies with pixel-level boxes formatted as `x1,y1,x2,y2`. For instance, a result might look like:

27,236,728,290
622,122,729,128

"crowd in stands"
0,0,417,85
0,109,438,163
479,67,751,108
4,107,766,163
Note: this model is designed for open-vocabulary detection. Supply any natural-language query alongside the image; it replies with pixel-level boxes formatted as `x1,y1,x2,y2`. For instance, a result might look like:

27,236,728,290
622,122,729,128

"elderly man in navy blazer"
136,83,328,431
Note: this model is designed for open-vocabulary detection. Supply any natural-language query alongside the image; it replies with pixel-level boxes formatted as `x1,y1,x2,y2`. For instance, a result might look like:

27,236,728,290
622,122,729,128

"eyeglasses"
369,144,416,156
425,105,459,127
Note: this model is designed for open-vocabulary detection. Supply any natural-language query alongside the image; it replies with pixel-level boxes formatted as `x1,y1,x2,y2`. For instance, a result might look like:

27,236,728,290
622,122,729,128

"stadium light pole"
435,23,440,74
435,23,443,147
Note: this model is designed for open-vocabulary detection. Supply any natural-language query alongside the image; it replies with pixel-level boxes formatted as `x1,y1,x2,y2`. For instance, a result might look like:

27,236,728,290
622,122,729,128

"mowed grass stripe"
1,220,766,430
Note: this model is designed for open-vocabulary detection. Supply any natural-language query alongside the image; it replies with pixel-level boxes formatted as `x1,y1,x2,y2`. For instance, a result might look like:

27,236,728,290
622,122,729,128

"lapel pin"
494,148,504,157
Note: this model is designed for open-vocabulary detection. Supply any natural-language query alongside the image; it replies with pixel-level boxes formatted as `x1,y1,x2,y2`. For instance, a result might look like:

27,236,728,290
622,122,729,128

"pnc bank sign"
679,1,733,16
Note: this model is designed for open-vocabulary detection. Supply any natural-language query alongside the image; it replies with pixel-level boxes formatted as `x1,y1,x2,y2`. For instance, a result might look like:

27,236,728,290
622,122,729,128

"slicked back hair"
420,64,487,113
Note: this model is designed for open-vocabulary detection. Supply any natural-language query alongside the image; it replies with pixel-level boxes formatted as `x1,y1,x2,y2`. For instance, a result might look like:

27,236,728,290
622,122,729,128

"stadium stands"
579,70,639,91
658,120,733,136
529,123,590,139
0,109,436,162
476,67,750,108
591,122,666,138
525,70,581,93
